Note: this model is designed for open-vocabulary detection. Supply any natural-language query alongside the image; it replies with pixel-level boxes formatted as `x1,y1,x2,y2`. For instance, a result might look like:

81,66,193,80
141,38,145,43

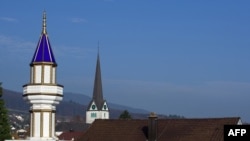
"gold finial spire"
42,11,47,34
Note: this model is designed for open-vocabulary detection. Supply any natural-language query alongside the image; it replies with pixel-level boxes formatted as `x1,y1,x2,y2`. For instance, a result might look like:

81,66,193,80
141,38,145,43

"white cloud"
0,35,34,52
54,44,95,59
0,34,94,64
71,18,87,23
0,35,35,62
0,17,18,22
0,35,88,58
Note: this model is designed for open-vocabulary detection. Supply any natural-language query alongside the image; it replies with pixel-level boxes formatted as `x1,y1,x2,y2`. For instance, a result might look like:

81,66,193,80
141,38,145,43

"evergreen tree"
119,110,132,119
0,83,11,140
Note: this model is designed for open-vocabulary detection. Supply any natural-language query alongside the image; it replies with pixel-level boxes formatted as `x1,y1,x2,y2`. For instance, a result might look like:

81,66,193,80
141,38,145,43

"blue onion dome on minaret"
31,11,56,65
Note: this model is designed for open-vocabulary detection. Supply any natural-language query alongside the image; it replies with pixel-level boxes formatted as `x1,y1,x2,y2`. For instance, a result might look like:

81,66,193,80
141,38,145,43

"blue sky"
0,0,250,122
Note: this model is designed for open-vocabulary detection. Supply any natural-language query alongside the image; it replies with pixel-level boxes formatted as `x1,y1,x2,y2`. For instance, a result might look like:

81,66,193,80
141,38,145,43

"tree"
119,110,132,119
0,83,11,140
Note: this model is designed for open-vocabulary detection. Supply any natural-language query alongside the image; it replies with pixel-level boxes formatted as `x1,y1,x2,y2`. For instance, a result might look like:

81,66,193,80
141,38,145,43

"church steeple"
92,49,104,109
86,47,109,124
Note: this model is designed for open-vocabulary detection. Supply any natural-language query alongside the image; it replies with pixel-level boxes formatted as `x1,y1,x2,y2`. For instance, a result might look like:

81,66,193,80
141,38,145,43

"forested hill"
3,89,181,119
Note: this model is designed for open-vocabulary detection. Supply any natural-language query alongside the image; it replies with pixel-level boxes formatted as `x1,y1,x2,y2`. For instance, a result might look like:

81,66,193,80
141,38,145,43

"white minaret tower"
23,12,63,140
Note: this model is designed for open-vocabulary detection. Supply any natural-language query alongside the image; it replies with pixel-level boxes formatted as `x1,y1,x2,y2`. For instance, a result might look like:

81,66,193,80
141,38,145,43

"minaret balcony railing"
23,84,63,95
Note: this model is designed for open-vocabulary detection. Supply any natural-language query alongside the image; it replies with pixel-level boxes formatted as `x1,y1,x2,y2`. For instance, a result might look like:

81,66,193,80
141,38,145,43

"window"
91,113,97,118
103,105,107,110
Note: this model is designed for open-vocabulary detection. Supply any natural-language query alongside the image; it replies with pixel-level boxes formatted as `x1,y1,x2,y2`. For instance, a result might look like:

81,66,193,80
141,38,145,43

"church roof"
88,51,106,110
31,12,56,64
77,117,240,141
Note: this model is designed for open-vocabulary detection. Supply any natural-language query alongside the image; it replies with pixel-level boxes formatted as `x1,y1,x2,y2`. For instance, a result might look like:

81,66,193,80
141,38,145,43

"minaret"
23,11,63,140
86,48,109,124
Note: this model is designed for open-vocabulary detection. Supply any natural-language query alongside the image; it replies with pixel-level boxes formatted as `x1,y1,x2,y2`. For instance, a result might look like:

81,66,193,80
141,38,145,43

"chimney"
148,112,158,141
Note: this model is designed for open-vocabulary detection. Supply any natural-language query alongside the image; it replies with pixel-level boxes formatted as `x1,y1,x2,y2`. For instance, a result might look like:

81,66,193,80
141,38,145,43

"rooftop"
77,117,240,141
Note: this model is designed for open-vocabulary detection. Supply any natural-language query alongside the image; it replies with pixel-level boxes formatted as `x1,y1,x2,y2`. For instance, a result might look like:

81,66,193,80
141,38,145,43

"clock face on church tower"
92,105,96,110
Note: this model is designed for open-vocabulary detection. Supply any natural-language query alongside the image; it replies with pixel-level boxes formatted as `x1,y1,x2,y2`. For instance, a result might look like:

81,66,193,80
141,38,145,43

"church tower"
23,12,63,140
86,49,109,124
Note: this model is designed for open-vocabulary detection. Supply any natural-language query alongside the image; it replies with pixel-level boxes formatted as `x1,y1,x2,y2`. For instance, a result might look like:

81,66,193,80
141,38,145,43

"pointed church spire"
92,48,104,109
86,46,109,124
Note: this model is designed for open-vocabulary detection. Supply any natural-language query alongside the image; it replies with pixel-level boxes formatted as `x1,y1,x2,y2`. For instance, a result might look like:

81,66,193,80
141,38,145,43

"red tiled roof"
77,117,240,141
58,131,84,141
